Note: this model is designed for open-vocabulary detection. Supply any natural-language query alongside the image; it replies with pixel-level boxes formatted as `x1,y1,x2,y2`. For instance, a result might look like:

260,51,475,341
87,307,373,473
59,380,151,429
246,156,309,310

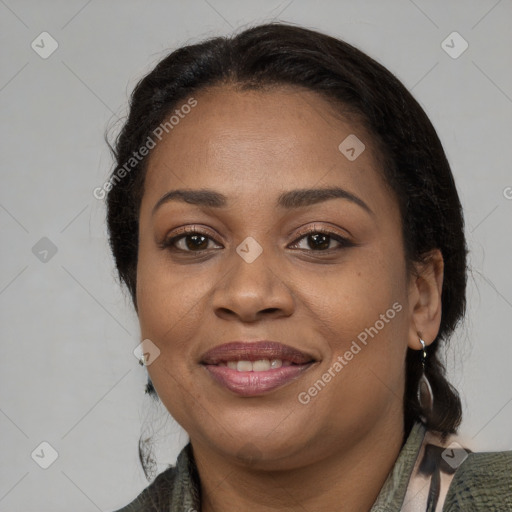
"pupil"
187,234,208,250
310,233,329,250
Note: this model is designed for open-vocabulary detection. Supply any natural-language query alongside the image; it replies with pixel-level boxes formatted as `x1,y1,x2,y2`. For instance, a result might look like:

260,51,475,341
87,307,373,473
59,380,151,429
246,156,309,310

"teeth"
222,359,286,371
252,359,271,371
237,360,253,372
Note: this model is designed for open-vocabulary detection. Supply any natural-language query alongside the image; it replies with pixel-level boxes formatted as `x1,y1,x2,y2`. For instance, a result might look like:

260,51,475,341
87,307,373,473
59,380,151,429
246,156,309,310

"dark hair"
106,22,467,477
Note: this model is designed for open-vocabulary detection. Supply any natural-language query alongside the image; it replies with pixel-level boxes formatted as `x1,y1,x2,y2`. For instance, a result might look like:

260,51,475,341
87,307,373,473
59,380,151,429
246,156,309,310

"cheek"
302,243,408,382
305,243,407,340
135,240,211,344
135,251,209,424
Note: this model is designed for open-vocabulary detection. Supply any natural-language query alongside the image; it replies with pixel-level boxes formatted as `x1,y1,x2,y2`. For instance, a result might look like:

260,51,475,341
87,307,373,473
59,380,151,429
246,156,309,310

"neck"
192,415,405,512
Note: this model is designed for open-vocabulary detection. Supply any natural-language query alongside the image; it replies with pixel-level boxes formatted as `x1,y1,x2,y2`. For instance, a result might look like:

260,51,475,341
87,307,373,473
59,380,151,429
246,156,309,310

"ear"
407,249,444,350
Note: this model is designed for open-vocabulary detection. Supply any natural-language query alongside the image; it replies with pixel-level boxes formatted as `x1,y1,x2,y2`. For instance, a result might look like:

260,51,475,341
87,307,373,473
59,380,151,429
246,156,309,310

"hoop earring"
417,338,434,422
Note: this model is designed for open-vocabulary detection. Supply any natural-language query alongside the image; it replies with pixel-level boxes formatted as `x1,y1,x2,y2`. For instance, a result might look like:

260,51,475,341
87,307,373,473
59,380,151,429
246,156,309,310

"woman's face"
136,85,424,468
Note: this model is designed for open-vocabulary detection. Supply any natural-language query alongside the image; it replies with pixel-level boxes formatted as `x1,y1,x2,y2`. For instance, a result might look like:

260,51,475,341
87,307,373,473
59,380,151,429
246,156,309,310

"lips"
200,341,317,396
200,341,315,365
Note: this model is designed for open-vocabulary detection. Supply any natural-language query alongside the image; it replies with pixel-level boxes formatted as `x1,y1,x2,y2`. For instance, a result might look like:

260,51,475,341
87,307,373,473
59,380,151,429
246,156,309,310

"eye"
159,227,223,253
159,225,354,254
289,228,354,252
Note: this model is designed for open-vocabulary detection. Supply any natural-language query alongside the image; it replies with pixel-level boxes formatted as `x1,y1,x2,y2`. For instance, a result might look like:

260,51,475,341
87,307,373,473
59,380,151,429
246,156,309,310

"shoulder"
443,450,512,511
111,465,177,512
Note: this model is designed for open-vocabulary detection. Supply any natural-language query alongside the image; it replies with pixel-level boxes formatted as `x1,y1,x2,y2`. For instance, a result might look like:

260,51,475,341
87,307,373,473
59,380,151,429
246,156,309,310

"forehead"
142,85,394,214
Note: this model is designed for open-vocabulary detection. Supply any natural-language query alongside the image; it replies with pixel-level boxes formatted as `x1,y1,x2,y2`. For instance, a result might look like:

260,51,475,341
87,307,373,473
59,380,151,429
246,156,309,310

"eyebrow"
151,187,374,217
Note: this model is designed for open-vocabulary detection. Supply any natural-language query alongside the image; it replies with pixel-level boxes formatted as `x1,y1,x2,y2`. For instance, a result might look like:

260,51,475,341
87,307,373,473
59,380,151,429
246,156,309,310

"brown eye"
181,234,209,251
290,230,354,252
163,233,219,252
307,233,330,250
159,226,223,253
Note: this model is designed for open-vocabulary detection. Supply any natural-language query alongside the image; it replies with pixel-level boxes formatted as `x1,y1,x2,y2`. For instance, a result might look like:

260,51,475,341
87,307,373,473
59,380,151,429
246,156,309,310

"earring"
417,337,434,421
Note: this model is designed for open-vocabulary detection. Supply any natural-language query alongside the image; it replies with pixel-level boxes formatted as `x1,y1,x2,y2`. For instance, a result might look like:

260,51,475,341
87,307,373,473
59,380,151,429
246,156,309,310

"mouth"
200,341,318,396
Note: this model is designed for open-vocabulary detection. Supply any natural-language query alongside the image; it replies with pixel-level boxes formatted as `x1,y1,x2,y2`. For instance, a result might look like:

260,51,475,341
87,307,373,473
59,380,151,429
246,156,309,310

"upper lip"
200,341,316,365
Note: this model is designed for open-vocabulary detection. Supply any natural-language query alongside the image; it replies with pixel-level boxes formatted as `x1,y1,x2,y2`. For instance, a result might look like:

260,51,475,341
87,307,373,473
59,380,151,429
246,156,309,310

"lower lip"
203,363,314,397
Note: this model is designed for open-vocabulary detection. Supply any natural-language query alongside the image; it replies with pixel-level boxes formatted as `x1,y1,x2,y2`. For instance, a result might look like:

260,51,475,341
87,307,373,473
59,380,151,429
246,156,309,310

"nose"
211,249,295,323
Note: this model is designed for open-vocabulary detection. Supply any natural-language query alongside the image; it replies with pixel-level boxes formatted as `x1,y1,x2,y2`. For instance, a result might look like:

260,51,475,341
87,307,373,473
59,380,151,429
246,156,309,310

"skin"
136,85,444,512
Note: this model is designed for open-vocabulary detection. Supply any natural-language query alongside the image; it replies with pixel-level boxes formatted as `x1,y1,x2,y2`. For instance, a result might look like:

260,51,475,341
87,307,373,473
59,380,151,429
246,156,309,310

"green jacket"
114,423,512,511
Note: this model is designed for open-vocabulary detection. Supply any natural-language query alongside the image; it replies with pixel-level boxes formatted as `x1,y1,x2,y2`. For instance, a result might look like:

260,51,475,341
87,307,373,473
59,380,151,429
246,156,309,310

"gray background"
1,0,511,510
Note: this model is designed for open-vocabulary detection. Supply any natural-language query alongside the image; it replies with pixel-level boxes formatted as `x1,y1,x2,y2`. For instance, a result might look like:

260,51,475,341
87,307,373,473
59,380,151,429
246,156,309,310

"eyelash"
159,225,354,255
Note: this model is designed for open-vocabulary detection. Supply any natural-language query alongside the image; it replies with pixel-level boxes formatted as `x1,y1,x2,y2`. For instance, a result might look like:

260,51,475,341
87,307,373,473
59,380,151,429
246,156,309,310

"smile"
217,359,290,371
200,341,317,396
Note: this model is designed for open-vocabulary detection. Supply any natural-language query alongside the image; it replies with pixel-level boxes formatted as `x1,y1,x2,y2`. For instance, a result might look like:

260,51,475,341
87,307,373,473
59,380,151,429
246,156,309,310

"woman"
107,23,511,511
